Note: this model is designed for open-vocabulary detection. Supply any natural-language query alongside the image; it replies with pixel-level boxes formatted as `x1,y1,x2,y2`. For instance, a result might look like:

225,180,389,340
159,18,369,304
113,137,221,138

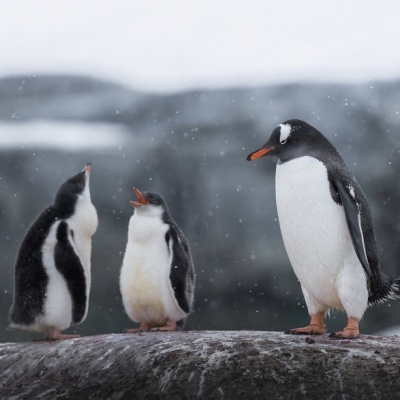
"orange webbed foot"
45,327,80,341
329,317,360,340
151,321,177,332
124,322,151,334
285,312,327,335
58,333,80,340
285,324,327,335
124,328,150,333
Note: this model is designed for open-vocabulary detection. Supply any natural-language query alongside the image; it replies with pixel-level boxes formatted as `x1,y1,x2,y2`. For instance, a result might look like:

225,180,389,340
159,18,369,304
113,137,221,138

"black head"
54,163,91,215
130,188,168,210
247,119,334,163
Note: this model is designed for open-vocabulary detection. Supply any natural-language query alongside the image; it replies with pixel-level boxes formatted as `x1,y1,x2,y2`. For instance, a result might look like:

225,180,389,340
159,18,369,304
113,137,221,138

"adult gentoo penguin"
247,119,400,339
9,163,98,340
120,188,195,332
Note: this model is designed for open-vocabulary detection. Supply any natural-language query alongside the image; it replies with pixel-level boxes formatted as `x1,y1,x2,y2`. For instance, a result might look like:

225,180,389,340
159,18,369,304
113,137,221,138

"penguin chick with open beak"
120,188,195,332
247,119,400,339
9,163,98,340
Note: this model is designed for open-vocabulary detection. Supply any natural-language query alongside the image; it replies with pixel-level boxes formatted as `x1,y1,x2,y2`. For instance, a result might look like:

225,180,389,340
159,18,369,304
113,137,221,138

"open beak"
246,147,274,161
130,188,150,207
83,163,92,180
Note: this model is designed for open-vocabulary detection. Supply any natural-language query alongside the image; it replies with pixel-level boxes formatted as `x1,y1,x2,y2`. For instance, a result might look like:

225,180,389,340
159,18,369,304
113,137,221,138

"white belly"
67,195,98,297
276,156,363,309
120,215,186,326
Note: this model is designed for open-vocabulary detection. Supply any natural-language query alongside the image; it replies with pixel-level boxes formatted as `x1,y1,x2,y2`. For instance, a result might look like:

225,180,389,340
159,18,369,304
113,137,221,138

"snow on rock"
0,331,400,399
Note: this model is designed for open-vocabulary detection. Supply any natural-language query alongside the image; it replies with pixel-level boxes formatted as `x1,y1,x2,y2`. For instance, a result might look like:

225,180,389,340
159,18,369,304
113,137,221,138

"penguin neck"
129,210,169,243
66,185,98,238
134,205,168,220
277,139,341,166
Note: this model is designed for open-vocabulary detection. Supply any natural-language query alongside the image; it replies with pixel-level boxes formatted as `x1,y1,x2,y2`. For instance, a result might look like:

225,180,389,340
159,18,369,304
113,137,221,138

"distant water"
0,121,130,150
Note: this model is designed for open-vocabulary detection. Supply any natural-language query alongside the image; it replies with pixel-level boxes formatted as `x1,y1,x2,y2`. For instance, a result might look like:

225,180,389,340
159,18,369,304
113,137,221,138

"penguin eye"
280,139,287,145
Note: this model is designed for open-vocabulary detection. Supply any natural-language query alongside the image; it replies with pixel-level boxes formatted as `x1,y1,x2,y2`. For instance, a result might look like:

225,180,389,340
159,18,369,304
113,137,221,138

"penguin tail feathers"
368,274,400,306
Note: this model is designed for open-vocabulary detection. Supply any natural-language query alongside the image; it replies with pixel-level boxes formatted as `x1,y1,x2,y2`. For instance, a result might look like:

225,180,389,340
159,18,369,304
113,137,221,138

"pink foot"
124,322,151,333
45,327,80,341
285,312,327,335
329,317,360,340
151,320,177,332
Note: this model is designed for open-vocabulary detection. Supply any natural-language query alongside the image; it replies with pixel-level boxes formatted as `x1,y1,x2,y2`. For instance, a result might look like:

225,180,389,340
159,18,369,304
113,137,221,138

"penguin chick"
9,163,98,340
120,188,195,332
247,119,400,339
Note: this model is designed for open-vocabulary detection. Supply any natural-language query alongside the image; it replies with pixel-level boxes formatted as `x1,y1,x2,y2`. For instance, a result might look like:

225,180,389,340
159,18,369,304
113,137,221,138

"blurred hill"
0,74,400,341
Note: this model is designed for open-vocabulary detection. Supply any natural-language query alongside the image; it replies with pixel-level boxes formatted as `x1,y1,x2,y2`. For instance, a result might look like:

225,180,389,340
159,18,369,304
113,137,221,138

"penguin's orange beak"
84,163,92,180
247,147,274,161
84,163,92,173
130,188,150,207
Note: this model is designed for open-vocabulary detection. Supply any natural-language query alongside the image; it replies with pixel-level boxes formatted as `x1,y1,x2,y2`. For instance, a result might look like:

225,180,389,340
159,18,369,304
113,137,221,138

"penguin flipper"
333,178,371,277
166,229,194,314
55,222,87,323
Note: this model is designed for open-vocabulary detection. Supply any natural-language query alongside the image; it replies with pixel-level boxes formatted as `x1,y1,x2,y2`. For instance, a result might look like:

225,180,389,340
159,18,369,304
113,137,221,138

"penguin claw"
329,331,358,340
284,329,297,334
285,326,327,335
285,329,315,335
124,327,150,333
150,321,178,332
328,333,342,339
329,317,360,339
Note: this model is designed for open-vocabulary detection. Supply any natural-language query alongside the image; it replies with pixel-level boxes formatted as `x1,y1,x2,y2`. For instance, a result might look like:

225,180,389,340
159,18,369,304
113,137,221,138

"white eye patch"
279,123,292,144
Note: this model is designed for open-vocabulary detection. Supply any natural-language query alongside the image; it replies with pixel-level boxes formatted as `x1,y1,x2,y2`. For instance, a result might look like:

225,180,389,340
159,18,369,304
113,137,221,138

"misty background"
1,1,400,341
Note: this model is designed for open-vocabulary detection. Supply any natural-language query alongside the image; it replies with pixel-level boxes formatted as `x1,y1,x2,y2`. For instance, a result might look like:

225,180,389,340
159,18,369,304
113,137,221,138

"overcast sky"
1,1,400,92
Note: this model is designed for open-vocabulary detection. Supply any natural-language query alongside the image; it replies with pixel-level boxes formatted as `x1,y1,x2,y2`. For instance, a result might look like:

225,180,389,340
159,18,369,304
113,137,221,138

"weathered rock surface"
1,331,399,399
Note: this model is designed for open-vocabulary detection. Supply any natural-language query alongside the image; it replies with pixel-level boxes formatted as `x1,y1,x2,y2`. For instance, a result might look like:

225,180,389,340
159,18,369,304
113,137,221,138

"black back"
10,169,87,325
165,222,195,315
10,207,58,325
